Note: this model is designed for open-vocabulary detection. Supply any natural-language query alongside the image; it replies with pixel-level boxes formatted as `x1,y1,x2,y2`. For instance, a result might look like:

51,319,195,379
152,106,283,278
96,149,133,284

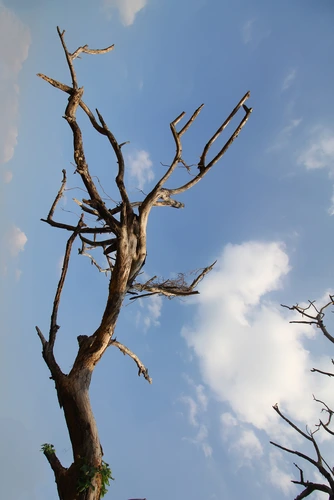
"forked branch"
281,295,334,344
271,404,334,496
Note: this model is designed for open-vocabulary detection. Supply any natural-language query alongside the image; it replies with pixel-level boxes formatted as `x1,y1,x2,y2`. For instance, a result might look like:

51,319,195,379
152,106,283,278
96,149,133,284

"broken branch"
109,339,152,384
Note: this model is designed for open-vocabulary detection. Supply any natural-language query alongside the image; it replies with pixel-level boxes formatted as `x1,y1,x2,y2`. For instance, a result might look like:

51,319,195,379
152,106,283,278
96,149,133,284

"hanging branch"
109,339,152,384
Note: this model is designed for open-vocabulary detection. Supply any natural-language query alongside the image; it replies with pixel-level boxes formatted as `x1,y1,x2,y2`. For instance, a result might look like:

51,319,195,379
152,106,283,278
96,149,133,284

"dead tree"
36,27,252,499
271,296,334,500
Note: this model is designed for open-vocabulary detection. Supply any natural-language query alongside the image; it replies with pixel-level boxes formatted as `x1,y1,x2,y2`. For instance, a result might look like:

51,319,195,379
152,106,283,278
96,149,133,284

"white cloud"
103,0,147,26
182,240,334,436
282,69,297,91
7,226,28,257
127,149,154,190
2,170,13,183
0,5,31,165
298,129,334,171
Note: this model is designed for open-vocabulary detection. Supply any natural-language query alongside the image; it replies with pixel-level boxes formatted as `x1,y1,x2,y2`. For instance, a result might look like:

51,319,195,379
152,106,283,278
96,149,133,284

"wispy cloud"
180,395,199,427
180,378,211,457
7,226,28,257
127,149,154,190
136,294,162,331
230,429,263,464
282,69,297,91
241,19,255,44
220,412,238,440
220,413,263,467
0,5,31,165
298,128,334,214
241,18,271,46
182,423,212,458
268,450,296,496
268,118,302,151
102,0,147,26
298,128,334,171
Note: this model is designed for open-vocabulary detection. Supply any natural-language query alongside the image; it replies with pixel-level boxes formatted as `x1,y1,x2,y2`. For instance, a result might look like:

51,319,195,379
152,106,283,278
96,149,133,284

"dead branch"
95,108,132,216
79,246,111,274
281,296,334,344
292,463,333,499
48,169,67,219
313,396,334,436
55,28,121,236
272,404,312,442
79,235,117,249
130,261,216,300
311,367,334,377
70,43,115,60
271,404,334,494
109,340,152,384
73,198,99,217
50,215,85,349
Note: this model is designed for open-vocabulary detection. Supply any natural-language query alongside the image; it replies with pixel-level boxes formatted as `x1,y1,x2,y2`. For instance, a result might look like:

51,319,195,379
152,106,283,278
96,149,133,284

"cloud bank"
181,240,334,492
182,241,333,431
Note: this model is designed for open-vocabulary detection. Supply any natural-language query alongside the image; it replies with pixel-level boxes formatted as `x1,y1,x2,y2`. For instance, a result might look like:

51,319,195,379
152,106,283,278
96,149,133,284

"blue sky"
1,0,334,498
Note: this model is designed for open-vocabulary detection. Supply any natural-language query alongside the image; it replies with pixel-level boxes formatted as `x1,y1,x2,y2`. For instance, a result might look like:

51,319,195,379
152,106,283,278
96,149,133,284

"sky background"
1,0,334,499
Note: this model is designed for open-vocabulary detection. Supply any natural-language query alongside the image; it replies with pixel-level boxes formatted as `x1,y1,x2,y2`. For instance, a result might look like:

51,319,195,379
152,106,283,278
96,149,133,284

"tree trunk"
50,371,103,500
